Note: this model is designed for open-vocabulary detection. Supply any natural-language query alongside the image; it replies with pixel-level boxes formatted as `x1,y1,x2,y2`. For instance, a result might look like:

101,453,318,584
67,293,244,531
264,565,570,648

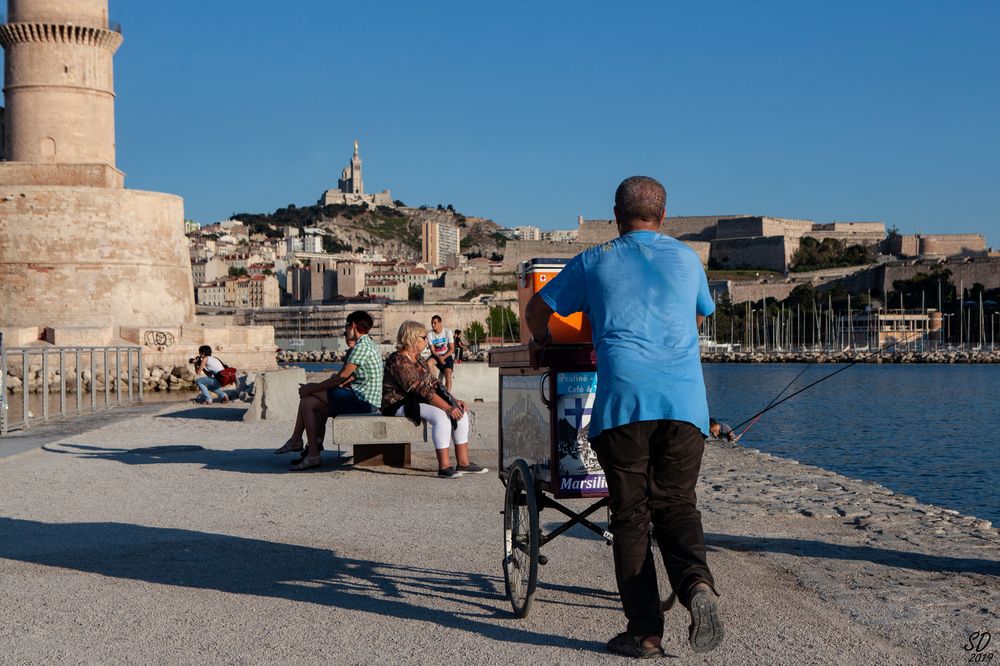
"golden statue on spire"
354,139,359,155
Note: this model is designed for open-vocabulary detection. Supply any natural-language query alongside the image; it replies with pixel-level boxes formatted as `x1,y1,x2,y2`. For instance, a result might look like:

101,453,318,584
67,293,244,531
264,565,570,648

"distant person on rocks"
426,315,456,391
194,345,229,405
709,418,737,442
453,329,468,363
274,310,383,471
526,175,724,658
381,320,487,478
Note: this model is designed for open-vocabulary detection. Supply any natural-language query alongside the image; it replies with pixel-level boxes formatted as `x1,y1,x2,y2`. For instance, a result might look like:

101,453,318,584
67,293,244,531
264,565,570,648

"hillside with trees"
231,202,505,262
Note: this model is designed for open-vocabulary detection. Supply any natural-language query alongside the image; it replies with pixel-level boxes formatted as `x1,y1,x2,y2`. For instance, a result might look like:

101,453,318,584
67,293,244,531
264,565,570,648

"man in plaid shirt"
275,310,384,470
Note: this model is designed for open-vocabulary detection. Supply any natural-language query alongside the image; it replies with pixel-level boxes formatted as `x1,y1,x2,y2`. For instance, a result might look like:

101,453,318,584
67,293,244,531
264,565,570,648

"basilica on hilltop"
319,140,393,208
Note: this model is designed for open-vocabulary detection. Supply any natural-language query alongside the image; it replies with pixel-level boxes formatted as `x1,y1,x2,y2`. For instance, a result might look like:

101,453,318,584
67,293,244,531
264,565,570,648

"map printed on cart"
556,372,606,493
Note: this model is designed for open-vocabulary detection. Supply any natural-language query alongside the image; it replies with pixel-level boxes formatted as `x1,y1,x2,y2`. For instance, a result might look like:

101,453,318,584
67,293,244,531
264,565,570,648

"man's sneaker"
456,462,489,475
437,466,465,478
688,589,724,653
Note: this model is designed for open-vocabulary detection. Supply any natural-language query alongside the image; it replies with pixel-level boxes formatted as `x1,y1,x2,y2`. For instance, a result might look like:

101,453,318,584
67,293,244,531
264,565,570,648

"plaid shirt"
345,334,383,408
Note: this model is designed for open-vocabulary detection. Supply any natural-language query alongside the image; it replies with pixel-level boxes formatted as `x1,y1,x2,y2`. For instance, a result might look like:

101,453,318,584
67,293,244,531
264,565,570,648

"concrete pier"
0,402,996,663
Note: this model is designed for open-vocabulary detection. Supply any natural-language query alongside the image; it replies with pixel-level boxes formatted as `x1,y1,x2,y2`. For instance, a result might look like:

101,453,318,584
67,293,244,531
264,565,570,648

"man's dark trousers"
591,419,714,638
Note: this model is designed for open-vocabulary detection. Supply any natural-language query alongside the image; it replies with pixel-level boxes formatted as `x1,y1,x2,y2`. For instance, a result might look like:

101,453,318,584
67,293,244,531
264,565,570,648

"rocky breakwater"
3,364,202,394
701,439,999,657
703,349,1000,363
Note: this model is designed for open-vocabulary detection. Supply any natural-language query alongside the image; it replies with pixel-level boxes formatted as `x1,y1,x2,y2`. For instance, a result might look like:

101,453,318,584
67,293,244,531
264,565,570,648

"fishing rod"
730,330,926,437
733,363,811,440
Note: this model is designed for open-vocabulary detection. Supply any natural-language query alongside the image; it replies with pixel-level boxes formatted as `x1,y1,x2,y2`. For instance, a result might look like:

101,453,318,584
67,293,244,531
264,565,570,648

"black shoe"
688,590,724,654
437,467,465,478
455,462,488,475
606,632,663,659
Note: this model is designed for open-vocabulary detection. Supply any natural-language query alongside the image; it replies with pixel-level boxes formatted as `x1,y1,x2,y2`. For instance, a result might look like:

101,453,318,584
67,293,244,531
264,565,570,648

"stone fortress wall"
709,235,793,271
662,215,740,241
0,187,195,327
887,234,987,259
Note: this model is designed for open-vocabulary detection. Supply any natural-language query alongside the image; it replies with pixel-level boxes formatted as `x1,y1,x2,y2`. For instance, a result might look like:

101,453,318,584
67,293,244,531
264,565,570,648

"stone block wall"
662,215,736,241
887,234,988,259
576,219,617,244
501,240,588,271
686,241,711,266
918,235,987,257
725,280,798,305
710,236,792,272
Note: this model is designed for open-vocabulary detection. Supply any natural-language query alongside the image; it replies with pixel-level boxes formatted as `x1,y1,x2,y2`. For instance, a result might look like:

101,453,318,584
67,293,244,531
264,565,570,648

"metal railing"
0,336,143,436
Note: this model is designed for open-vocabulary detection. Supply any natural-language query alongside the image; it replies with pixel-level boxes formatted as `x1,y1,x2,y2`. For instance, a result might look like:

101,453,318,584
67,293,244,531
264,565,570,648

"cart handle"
539,371,551,407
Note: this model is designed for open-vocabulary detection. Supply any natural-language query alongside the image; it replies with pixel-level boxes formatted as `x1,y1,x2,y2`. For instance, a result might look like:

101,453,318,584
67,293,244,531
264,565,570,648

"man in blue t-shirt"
525,176,723,658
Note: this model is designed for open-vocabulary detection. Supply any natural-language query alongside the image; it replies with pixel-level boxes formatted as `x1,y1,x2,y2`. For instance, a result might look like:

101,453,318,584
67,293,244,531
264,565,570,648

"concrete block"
242,368,306,422
353,442,411,468
330,413,428,446
43,326,115,346
0,327,41,346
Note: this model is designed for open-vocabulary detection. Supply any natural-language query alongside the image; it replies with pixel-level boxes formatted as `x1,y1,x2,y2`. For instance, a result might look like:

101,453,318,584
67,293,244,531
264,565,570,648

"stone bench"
330,413,429,468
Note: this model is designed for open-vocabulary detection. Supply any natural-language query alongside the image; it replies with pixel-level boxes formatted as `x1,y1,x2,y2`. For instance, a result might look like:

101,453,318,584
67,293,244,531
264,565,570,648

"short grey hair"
396,320,427,351
614,176,666,224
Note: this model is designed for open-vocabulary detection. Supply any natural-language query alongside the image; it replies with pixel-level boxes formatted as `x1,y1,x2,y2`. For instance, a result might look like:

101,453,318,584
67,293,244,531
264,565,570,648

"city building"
363,279,408,300
541,229,577,242
422,220,461,267
499,226,541,241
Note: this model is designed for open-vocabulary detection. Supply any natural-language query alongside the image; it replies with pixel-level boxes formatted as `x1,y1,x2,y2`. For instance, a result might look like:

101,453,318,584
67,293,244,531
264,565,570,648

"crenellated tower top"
0,0,123,166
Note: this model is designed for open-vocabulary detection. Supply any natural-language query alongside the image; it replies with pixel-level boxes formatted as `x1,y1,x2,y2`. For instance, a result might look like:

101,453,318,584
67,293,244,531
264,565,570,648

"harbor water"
704,364,1000,524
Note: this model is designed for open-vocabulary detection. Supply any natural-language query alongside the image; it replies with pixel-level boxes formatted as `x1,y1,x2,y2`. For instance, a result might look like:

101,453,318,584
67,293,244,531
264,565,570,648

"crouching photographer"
191,345,231,405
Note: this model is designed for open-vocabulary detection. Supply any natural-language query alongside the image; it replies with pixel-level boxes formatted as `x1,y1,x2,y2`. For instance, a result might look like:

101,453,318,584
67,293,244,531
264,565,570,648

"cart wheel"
503,459,539,618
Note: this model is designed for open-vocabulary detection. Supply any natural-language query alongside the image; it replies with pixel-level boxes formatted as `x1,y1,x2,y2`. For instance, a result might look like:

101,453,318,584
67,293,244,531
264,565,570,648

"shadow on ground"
156,407,247,421
707,532,1000,576
41,442,352,475
0,518,608,652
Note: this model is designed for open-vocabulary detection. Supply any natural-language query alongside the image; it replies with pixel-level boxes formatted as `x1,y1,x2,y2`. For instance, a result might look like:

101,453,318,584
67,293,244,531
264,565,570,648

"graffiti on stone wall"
143,331,175,347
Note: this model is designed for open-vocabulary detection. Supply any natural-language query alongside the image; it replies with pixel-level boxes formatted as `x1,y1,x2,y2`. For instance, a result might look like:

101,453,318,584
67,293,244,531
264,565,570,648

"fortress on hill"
501,215,989,273
0,0,274,368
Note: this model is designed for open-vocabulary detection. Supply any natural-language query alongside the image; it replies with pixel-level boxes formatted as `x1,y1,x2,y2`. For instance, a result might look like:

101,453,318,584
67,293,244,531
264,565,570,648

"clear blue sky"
9,1,1000,240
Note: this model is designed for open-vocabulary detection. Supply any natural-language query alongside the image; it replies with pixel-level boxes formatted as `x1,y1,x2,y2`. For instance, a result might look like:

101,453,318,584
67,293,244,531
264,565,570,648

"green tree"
465,321,486,343
408,284,424,302
487,305,520,342
790,236,874,272
228,266,248,277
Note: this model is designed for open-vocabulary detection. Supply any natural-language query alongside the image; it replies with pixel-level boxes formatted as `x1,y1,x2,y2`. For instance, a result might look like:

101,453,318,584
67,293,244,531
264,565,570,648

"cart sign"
556,372,598,395
555,371,606,495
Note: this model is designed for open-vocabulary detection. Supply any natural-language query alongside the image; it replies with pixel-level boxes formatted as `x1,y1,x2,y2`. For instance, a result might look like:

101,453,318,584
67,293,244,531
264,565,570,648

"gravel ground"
0,402,997,664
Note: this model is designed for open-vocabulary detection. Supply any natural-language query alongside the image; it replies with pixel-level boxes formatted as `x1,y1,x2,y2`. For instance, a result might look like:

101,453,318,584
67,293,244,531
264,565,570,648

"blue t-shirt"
539,231,715,437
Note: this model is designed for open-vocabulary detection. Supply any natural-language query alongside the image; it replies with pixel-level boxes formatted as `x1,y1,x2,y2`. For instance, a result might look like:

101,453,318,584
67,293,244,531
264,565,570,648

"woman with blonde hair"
381,320,488,478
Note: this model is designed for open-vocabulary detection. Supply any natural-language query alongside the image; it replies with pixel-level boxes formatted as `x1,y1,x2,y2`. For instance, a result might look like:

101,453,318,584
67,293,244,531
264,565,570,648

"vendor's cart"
489,343,612,618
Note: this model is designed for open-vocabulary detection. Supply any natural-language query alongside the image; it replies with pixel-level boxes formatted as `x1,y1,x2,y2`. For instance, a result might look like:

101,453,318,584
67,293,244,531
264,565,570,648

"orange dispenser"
517,258,592,344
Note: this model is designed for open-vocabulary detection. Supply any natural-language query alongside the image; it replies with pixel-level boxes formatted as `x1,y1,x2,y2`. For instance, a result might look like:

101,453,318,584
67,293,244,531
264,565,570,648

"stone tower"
0,0,196,331
337,139,364,195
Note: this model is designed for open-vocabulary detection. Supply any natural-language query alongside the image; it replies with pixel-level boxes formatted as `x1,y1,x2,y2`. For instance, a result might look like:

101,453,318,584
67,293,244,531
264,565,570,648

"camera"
188,355,202,365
